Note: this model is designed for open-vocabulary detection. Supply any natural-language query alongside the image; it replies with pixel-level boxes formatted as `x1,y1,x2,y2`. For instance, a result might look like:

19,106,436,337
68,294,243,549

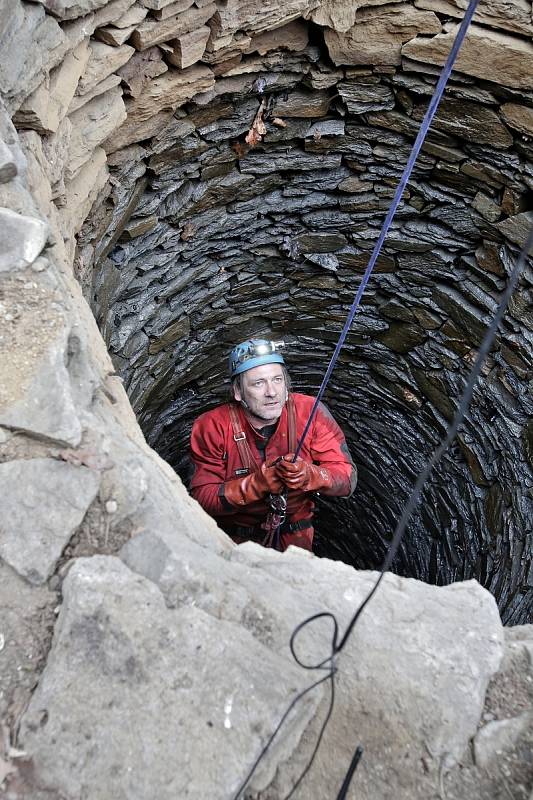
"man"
190,338,357,551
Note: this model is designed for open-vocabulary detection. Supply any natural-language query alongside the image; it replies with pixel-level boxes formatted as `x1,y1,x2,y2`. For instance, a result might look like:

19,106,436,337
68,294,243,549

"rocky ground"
0,541,532,799
0,567,56,742
444,625,533,800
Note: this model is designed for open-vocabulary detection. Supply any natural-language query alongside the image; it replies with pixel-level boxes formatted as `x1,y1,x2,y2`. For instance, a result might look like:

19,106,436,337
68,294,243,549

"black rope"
336,746,364,800
334,228,533,656
228,0,531,792
232,226,533,799
231,669,335,799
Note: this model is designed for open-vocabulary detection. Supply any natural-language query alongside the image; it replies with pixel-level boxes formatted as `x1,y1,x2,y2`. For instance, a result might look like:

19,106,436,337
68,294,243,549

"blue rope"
293,0,481,460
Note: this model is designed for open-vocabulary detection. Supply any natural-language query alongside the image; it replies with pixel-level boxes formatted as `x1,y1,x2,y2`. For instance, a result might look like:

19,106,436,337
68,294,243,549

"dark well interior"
81,28,533,624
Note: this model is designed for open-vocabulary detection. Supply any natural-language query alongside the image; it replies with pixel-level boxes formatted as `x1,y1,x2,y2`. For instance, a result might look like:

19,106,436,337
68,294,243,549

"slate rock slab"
0,1,65,114
14,39,91,135
402,21,533,91
414,97,513,149
338,81,395,113
36,0,129,21
497,211,533,255
0,138,17,183
0,275,84,445
0,459,100,584
19,556,321,799
0,561,56,719
0,207,48,271
324,4,441,66
66,85,127,179
0,97,26,179
233,546,505,799
123,526,504,799
474,711,533,769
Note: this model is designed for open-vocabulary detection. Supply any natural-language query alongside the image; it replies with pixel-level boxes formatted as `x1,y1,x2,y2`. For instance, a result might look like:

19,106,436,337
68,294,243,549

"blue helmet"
229,339,285,379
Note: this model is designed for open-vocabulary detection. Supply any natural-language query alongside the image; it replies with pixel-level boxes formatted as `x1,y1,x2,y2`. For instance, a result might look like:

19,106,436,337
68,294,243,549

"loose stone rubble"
0,0,532,797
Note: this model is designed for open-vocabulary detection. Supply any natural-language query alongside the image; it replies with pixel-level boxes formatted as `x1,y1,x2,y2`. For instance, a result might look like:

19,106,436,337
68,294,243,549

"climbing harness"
229,0,533,797
262,491,287,549
228,403,257,473
262,392,298,548
228,395,297,549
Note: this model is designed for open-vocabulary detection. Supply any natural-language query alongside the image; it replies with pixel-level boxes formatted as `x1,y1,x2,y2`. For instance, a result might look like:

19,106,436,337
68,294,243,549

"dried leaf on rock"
403,389,421,407
245,100,267,148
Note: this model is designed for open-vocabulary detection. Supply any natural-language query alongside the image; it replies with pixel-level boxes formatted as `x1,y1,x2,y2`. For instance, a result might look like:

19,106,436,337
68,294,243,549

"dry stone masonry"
70,0,532,619
0,0,533,797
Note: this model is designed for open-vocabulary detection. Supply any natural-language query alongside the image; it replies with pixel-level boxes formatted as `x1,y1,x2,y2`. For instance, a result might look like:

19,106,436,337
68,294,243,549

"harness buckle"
269,492,287,514
233,431,246,442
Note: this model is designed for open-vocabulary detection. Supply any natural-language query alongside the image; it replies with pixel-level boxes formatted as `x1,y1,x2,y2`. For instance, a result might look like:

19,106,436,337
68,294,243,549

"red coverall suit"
190,392,357,551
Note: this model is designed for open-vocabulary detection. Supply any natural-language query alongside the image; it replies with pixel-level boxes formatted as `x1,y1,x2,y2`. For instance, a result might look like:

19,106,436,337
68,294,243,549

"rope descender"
262,490,288,550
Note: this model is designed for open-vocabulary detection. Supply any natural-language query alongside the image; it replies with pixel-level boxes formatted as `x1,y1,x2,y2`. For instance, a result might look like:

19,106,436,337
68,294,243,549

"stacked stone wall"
1,1,533,796
7,0,527,618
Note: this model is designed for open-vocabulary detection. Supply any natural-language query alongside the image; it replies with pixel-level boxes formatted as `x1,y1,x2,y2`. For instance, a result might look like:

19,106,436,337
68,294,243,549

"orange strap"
287,394,297,453
228,403,258,473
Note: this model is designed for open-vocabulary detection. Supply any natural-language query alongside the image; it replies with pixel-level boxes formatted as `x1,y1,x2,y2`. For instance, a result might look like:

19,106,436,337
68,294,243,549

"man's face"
234,363,287,425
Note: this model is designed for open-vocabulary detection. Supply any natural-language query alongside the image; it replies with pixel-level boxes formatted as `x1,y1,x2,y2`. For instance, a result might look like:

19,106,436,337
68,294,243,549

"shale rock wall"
47,0,533,619
0,0,533,797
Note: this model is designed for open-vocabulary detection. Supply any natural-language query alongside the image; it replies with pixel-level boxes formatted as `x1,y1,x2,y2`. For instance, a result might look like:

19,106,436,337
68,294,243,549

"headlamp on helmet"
229,339,285,379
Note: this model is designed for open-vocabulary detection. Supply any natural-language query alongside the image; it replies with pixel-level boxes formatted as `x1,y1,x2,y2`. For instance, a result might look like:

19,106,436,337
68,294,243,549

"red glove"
276,454,334,492
223,461,284,506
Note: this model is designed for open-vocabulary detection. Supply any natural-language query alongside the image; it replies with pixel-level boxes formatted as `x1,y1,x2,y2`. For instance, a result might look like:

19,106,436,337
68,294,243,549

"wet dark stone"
282,166,351,195
524,420,533,469
304,135,373,158
239,147,342,173
377,322,427,353
270,88,331,118
297,233,347,253
337,249,396,273
197,98,258,141
148,135,210,173
484,483,504,544
432,285,489,344
264,118,311,142
412,369,456,422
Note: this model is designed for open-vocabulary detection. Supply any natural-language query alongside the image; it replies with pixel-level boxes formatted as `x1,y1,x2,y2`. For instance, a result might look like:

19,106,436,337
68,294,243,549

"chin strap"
228,396,297,550
228,403,258,472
